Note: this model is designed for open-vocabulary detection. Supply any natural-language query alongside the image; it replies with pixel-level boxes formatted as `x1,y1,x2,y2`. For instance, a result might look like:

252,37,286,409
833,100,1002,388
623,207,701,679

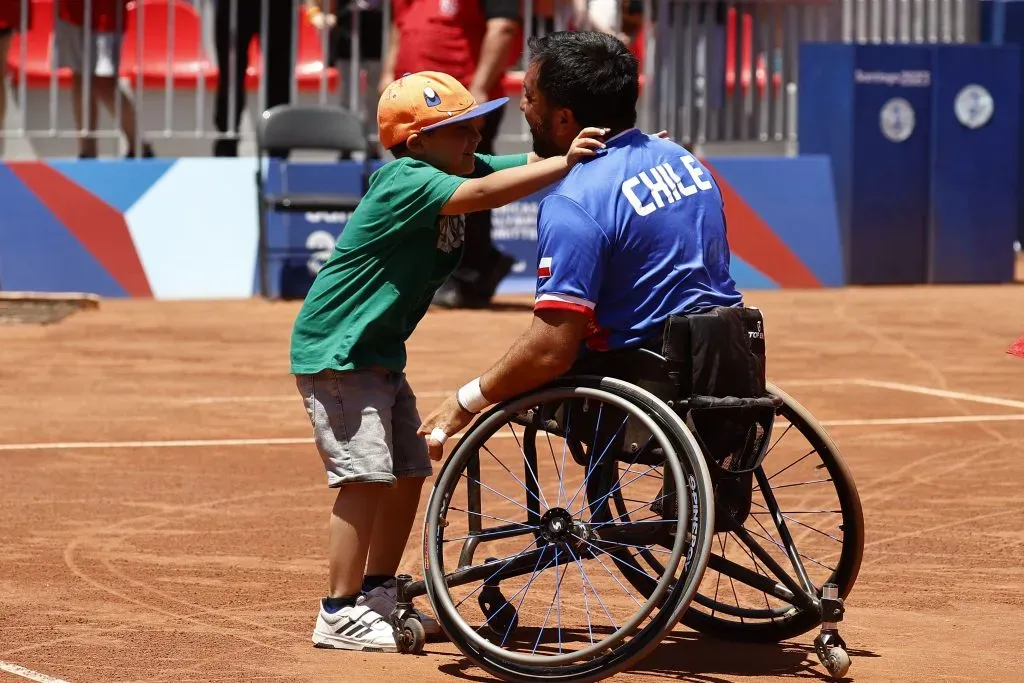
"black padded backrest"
257,104,366,155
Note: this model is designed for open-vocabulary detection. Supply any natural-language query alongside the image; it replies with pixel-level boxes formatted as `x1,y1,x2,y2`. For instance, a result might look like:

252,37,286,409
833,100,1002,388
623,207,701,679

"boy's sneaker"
359,578,442,637
312,601,397,652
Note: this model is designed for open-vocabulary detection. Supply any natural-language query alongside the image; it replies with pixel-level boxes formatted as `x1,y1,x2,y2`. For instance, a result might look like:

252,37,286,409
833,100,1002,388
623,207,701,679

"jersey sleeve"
386,158,467,229
534,194,609,317
483,0,522,21
472,153,529,176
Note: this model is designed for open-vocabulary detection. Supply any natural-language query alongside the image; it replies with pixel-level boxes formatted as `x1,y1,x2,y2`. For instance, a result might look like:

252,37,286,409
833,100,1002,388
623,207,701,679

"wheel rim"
424,384,691,668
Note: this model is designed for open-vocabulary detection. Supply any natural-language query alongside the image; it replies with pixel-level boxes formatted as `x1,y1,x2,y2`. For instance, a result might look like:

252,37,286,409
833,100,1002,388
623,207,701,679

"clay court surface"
1,285,1023,683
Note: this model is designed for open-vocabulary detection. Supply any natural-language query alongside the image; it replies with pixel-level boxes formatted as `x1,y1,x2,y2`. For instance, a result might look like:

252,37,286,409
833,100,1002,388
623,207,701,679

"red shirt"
393,0,506,101
0,0,31,31
58,0,129,33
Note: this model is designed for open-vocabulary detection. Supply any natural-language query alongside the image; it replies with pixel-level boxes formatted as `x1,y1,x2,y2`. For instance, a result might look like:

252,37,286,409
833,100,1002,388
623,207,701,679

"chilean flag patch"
538,257,552,278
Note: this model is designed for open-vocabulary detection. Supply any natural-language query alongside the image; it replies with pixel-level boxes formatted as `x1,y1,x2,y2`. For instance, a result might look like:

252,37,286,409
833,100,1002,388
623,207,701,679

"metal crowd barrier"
0,0,980,159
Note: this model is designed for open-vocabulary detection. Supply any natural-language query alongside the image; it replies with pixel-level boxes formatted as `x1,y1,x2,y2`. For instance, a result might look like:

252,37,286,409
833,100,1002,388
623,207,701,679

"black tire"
422,377,716,683
680,382,865,642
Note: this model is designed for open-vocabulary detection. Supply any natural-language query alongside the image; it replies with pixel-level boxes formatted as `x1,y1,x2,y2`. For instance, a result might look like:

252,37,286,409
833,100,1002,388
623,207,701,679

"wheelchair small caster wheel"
396,616,426,655
815,628,851,679
821,646,851,679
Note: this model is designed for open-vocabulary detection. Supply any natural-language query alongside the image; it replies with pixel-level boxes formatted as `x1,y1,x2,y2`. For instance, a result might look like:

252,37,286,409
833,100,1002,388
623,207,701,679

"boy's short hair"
377,71,509,150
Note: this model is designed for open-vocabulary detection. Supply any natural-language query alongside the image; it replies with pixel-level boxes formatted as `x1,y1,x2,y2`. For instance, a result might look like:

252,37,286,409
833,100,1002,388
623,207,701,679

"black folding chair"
254,104,372,297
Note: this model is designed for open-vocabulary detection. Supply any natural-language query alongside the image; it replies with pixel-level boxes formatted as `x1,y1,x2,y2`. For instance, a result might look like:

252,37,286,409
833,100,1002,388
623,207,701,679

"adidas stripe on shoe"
312,601,397,652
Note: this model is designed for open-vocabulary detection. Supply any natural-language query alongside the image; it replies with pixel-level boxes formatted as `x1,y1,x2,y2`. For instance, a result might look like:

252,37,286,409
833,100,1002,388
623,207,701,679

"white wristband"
456,377,490,414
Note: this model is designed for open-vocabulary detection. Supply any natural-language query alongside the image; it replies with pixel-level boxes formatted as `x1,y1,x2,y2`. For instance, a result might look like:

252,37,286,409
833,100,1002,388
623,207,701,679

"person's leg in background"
332,8,383,159
213,0,259,157
89,32,154,158
54,19,101,158
0,31,11,133
431,105,516,309
263,0,294,114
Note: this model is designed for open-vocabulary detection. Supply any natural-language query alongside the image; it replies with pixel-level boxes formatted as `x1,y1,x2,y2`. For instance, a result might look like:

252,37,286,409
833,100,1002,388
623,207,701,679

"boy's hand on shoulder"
566,127,608,167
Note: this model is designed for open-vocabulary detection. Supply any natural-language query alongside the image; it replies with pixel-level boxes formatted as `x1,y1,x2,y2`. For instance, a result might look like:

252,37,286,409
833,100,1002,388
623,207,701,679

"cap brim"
421,98,510,133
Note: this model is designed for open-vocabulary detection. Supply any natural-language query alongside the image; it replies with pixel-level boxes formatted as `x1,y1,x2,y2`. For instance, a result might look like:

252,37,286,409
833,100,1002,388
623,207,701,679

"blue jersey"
534,129,743,351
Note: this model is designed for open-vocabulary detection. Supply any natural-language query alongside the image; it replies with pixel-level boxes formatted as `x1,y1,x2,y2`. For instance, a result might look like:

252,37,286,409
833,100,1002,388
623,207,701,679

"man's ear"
554,107,582,139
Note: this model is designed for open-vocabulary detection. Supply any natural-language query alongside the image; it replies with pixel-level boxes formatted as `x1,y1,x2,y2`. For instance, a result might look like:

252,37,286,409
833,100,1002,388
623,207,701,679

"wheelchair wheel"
423,377,715,683
605,381,864,642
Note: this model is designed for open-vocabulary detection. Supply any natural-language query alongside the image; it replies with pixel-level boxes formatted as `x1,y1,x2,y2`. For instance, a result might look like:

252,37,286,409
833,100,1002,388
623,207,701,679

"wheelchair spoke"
730,530,779,620
720,535,745,623
726,522,820,613
532,553,571,654
770,446,815,483
566,407,630,512
448,501,536,529
765,478,833,490
746,517,836,574
594,537,673,555
452,536,544,611
590,489,674,527
750,501,843,544
563,543,618,635
482,440,547,513
584,460,661,524
458,471,535,517
542,422,569,510
502,423,551,512
575,537,649,608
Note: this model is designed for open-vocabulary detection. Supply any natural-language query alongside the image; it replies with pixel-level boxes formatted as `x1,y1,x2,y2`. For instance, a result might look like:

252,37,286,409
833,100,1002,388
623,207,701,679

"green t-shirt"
290,152,529,374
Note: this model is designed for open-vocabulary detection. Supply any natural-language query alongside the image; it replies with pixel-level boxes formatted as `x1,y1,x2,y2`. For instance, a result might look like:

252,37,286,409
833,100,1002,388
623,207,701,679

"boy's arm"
442,127,606,215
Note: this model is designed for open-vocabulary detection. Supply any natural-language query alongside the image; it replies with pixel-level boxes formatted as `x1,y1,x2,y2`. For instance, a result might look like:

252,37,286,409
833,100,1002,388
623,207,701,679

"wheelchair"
389,307,865,683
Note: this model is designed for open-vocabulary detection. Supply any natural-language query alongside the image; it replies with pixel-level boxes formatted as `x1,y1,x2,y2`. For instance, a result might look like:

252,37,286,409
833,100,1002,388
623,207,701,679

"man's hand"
470,87,490,105
418,395,475,461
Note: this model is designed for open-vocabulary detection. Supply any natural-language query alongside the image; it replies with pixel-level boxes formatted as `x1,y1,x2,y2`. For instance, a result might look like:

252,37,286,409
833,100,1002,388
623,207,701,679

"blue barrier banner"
929,45,1021,284
0,156,843,298
799,43,933,285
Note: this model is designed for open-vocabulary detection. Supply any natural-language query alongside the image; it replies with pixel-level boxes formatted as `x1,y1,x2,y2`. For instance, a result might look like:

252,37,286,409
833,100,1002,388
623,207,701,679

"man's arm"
379,14,400,93
480,308,589,401
417,309,590,461
468,0,521,102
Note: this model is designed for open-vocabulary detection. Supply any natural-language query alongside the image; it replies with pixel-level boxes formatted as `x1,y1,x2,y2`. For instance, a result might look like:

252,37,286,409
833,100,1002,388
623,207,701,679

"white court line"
179,390,453,405
821,414,1024,427
852,379,1024,410
0,438,312,452
3,413,1024,452
0,661,71,683
174,379,851,405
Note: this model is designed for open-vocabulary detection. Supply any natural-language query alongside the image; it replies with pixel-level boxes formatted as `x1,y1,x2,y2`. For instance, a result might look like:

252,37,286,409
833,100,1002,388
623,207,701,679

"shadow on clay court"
435,631,880,682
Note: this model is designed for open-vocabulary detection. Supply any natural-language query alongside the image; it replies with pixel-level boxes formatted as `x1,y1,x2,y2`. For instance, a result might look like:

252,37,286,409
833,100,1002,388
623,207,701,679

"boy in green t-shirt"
290,70,606,652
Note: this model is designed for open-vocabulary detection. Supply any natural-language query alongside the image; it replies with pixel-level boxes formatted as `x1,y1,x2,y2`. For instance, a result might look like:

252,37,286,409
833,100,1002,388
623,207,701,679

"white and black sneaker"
358,578,441,637
312,601,397,652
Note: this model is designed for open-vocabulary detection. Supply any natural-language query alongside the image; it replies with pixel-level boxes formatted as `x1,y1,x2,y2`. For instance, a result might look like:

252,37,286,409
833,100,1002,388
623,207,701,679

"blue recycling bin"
799,43,934,285
928,44,1021,283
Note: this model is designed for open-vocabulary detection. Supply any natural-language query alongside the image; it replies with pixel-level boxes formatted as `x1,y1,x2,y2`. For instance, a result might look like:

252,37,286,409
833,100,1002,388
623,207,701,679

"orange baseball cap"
377,71,509,150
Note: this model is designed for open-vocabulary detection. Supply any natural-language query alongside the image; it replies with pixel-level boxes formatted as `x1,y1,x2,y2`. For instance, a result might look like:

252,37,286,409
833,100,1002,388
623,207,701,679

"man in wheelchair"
418,29,770,473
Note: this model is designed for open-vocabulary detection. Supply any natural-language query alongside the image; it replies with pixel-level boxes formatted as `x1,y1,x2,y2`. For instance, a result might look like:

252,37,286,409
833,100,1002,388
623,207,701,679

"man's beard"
529,121,565,159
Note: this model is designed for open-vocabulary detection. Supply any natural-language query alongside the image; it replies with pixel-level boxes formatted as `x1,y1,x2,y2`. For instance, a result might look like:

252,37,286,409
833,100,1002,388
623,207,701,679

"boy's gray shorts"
296,369,433,487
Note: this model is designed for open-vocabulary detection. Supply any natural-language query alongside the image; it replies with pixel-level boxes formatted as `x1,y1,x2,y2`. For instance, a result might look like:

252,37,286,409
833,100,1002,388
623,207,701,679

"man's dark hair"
527,31,639,132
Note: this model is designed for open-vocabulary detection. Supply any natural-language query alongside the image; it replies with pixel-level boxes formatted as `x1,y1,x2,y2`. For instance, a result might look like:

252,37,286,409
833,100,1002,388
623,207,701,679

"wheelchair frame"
388,359,863,682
